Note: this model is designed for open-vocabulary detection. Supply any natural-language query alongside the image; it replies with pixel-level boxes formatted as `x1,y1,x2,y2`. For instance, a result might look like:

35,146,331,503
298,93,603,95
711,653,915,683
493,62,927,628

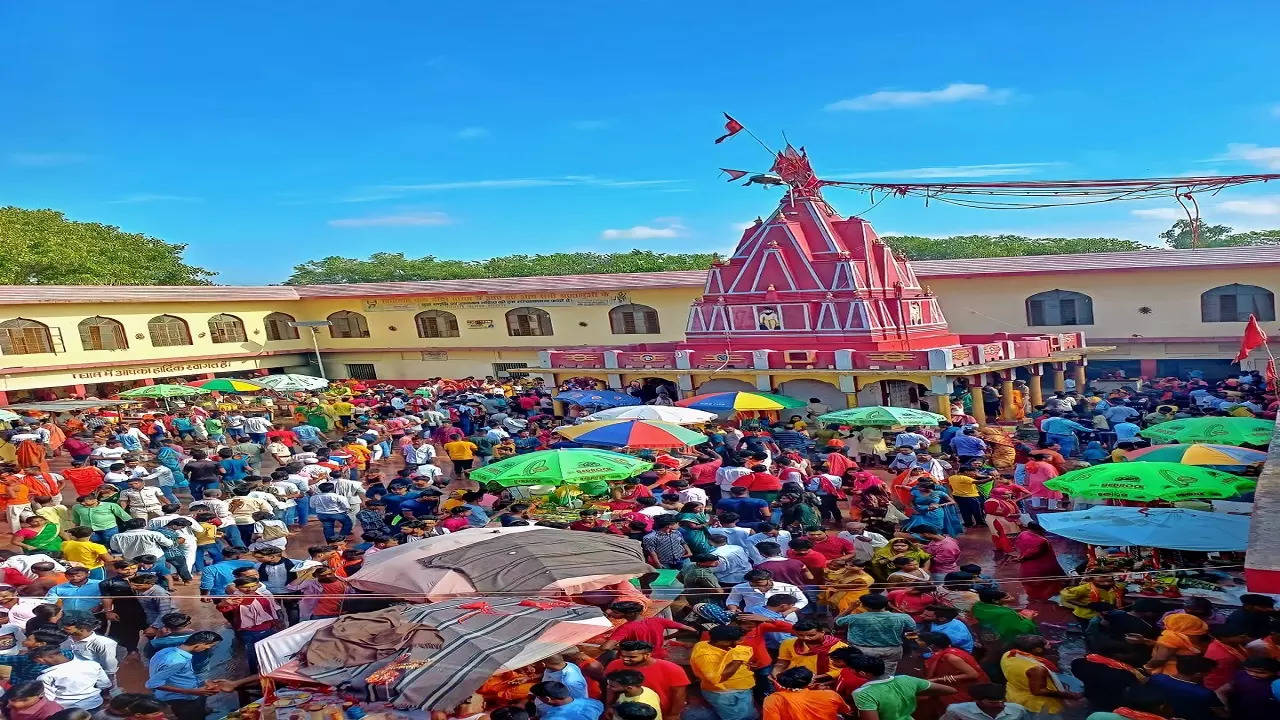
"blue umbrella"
554,390,641,408
1038,507,1249,551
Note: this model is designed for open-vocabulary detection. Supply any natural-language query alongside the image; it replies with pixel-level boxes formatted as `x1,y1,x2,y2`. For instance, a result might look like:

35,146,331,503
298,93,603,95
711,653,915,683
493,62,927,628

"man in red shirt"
805,527,855,561
599,601,697,658
786,538,829,583
686,448,724,502
733,465,783,502
603,640,691,720
267,424,299,448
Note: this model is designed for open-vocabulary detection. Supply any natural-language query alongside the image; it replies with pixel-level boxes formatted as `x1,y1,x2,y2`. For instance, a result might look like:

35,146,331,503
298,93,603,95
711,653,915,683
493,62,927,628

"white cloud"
1271,104,1280,118
328,211,455,228
106,193,202,204
731,221,758,231
1221,143,1280,170
571,120,610,131
1217,197,1280,216
9,152,91,167
826,83,1012,111
834,162,1059,179
601,218,686,240
1130,207,1184,221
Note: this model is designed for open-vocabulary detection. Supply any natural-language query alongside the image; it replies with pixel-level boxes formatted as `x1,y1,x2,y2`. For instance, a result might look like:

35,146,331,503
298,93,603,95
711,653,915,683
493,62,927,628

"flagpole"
723,112,775,155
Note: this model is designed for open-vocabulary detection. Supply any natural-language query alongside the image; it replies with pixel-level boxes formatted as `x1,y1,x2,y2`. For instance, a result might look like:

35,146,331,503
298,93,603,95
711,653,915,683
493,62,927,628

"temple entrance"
626,377,679,402
777,379,845,412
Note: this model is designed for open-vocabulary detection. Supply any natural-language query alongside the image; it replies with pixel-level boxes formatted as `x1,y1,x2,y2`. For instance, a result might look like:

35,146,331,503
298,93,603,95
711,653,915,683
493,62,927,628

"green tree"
880,234,1149,260
285,249,718,285
0,207,214,285
1159,219,1280,248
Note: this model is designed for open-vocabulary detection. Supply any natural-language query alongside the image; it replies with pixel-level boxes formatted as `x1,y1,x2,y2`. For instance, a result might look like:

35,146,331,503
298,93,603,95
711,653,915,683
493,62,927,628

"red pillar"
142,378,156,386
1139,359,1158,378
0,391,8,406
71,384,87,398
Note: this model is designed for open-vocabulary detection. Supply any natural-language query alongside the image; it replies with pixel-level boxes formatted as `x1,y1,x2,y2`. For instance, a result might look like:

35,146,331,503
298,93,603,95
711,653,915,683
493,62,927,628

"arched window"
264,312,299,341
1025,289,1094,326
328,310,370,339
506,307,553,337
0,319,54,355
1201,284,1275,322
415,310,460,338
78,316,128,351
148,315,192,347
208,314,247,343
609,303,661,335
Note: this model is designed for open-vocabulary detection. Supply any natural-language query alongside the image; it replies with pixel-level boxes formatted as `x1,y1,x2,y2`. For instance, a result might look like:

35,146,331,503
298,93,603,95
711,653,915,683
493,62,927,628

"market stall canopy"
1039,507,1249,551
1126,443,1267,467
676,390,806,412
2,399,137,412
1139,417,1274,446
186,377,268,393
1044,462,1256,502
252,373,330,392
118,384,211,399
256,597,611,711
817,406,947,427
583,406,717,424
469,448,652,487
0,409,18,421
555,419,708,449
554,390,641,408
347,525,653,599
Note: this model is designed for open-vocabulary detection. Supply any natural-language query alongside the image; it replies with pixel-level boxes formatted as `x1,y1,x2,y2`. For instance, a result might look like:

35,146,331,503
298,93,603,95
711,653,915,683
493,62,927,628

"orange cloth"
15,440,48,473
1152,613,1208,674
762,689,849,720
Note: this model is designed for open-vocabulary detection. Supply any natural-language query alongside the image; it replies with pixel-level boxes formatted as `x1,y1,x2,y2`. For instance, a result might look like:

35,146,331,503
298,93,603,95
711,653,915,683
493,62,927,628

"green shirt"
72,502,131,531
853,676,932,720
204,418,224,434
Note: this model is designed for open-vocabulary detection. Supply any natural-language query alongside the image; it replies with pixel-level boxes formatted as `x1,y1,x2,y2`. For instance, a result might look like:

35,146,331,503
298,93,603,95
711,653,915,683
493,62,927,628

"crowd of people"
0,370,1272,720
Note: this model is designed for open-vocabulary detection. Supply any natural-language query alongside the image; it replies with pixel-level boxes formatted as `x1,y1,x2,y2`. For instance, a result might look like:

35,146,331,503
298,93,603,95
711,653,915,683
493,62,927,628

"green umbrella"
469,449,654,487
1139,417,1275,446
816,406,947,427
1044,461,1256,502
118,384,211,399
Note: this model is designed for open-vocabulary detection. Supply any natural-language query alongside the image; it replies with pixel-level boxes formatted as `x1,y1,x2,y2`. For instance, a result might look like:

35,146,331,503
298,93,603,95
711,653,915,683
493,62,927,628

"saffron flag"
1234,314,1268,362
720,168,749,181
1267,359,1277,391
714,113,744,144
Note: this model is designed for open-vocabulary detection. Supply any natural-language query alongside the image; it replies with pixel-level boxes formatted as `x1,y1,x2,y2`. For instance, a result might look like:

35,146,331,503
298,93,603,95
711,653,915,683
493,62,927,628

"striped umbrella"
1126,443,1267,467
187,377,268,393
676,391,806,413
817,406,947,427
119,384,211,399
555,419,708,448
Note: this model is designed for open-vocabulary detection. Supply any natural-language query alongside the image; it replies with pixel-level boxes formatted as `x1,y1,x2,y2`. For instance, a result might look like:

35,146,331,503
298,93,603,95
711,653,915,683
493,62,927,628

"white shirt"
715,466,751,492
724,580,808,617
839,530,889,563
485,427,511,442
189,498,233,525
677,486,708,506
90,446,127,470
0,621,25,656
39,658,112,709
109,529,173,559
243,416,273,434
638,506,668,518
413,463,444,481
309,492,351,515
121,487,166,516
2,554,65,578
248,490,285,512
63,632,119,676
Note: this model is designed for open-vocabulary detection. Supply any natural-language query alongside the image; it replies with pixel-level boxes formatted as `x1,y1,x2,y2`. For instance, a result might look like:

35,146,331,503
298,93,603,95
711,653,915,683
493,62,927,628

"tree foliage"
284,250,719,285
0,207,215,285
879,234,1149,260
1158,219,1280,249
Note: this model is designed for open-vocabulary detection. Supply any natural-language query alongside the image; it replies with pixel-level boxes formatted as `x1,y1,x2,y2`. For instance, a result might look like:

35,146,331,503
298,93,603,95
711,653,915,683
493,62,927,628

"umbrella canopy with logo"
554,390,641,408
817,406,947,427
252,373,330,392
187,377,268,393
1139,417,1274,446
676,391,805,413
1126,443,1267,468
1038,507,1249,551
1044,461,1256,502
119,384,211,399
468,448,652,487
583,405,717,424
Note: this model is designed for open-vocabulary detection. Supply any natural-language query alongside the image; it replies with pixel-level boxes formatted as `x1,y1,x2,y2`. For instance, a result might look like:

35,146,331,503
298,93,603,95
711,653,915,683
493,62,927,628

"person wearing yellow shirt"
1058,576,1123,626
771,621,848,680
60,526,113,580
690,625,757,720
345,442,371,471
444,438,478,479
607,669,665,719
331,399,356,428
945,470,984,529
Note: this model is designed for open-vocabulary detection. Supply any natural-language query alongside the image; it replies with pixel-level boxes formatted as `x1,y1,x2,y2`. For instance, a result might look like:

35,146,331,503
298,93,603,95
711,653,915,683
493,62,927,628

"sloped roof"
909,245,1280,278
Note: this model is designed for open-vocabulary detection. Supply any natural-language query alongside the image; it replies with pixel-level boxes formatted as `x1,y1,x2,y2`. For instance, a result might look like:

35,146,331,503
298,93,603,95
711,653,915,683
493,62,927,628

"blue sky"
3,3,1279,284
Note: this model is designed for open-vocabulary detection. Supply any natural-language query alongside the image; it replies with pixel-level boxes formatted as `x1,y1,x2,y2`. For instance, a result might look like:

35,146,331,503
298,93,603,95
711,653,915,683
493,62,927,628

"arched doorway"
626,377,680,403
777,379,846,413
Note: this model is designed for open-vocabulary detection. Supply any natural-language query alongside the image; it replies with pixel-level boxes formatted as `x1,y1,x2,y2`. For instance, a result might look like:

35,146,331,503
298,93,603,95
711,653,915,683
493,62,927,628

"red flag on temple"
1234,314,1268,362
720,168,749,181
1267,359,1277,391
714,113,744,144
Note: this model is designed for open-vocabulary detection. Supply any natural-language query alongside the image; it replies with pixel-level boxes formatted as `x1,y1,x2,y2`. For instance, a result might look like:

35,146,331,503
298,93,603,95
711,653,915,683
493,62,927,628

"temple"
539,145,1108,420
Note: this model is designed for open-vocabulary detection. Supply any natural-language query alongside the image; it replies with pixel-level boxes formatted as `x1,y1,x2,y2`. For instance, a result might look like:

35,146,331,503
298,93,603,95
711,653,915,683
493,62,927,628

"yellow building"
0,245,1275,404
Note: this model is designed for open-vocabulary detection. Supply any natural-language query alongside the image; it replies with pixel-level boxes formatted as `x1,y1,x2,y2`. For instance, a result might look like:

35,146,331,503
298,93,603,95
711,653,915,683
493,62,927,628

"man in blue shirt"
1040,412,1093,457
1113,421,1142,444
950,428,988,462
44,567,102,619
292,422,324,446
145,631,225,720
531,680,604,720
198,548,256,600
715,487,770,529
921,605,974,653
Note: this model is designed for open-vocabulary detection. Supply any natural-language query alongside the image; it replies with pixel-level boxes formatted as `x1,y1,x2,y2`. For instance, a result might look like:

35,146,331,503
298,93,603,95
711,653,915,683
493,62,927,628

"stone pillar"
1074,363,1088,391
1000,378,1016,421
1028,372,1043,407
844,393,859,409
552,400,567,418
1052,366,1066,392
970,375,987,426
